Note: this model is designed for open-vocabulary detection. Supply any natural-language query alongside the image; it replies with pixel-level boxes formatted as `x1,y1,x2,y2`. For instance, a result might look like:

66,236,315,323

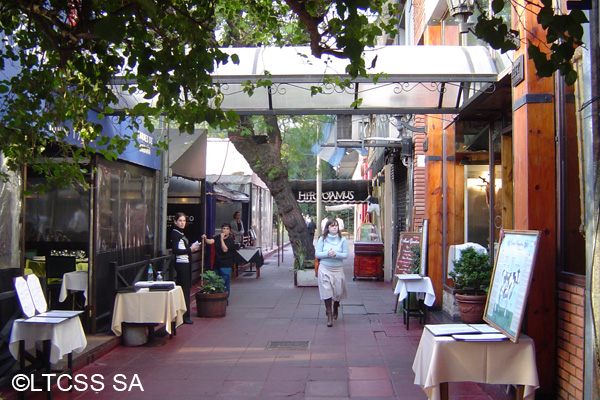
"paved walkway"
20,242,495,400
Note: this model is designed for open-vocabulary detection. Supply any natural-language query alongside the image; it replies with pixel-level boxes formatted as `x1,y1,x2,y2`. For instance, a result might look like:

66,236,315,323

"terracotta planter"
455,293,487,324
195,292,228,318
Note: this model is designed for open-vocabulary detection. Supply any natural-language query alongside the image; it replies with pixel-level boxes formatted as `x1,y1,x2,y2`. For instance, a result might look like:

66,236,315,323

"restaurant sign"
289,179,371,204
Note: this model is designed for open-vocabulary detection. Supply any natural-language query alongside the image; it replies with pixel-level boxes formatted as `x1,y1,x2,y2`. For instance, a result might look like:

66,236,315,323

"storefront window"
96,160,156,253
465,165,502,247
24,168,90,257
451,121,504,254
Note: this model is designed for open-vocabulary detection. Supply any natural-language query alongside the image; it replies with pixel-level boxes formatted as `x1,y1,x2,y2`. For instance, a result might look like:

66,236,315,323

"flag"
310,117,345,168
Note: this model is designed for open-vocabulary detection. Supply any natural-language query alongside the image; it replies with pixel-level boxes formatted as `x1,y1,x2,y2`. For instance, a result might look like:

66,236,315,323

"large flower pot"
455,293,487,324
294,269,318,287
195,292,228,318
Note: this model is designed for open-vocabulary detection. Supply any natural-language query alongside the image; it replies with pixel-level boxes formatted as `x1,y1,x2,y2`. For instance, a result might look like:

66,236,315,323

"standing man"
307,216,316,238
230,211,245,245
321,215,329,232
335,214,345,232
202,223,235,296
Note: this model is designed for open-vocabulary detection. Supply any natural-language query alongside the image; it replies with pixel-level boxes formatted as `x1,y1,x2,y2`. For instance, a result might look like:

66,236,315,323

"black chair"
46,256,77,309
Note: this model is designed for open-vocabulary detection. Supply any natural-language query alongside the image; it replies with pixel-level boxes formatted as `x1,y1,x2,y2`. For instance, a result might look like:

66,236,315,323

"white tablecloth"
412,328,539,400
394,275,436,307
59,270,88,305
9,317,87,364
111,286,186,336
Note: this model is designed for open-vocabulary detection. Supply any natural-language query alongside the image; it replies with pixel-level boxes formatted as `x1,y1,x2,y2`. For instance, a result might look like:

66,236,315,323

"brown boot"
324,298,333,327
333,301,339,320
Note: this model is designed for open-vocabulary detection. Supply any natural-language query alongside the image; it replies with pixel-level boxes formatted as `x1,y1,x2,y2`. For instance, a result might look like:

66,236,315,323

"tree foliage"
473,0,588,85
0,0,398,190
1,0,586,190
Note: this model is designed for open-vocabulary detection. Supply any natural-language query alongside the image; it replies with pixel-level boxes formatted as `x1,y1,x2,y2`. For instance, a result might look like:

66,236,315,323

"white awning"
212,46,508,115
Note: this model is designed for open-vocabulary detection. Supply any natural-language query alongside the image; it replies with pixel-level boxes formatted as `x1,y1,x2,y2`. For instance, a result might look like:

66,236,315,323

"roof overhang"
212,46,507,115
168,129,206,180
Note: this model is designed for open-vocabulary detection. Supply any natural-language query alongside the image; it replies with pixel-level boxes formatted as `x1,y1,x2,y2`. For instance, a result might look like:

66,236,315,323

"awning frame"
212,46,508,115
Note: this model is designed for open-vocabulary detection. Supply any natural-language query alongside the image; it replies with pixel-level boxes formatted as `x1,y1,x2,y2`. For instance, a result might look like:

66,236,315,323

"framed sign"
484,230,541,342
394,232,422,276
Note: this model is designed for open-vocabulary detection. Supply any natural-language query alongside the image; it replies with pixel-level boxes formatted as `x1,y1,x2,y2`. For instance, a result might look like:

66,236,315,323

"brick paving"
15,241,494,400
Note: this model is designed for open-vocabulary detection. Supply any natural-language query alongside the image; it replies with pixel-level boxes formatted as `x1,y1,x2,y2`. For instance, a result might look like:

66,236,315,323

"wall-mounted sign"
289,179,371,204
65,110,161,170
511,54,525,88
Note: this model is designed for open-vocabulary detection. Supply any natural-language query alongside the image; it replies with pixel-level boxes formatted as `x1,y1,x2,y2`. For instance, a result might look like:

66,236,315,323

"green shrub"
198,270,227,294
449,247,492,294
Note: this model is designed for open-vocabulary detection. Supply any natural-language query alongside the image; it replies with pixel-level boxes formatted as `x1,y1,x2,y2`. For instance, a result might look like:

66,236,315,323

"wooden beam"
512,0,557,395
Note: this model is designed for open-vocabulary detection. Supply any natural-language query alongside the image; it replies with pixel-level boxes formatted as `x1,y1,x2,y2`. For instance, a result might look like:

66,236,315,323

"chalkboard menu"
395,232,422,276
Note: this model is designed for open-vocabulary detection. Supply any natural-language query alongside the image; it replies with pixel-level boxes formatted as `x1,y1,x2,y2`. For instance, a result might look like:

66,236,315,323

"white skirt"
318,263,348,301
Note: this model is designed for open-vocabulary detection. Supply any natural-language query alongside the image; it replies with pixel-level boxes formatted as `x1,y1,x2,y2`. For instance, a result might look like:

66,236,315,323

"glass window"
96,161,156,253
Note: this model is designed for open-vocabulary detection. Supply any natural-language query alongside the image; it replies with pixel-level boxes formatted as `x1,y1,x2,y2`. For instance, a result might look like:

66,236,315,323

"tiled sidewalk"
19,242,494,400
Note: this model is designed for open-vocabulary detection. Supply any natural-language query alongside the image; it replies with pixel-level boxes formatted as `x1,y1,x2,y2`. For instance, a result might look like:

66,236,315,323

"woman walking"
315,218,349,327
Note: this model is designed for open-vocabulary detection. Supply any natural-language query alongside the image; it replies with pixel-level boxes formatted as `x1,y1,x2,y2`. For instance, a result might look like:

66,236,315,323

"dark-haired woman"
171,212,199,324
315,219,349,327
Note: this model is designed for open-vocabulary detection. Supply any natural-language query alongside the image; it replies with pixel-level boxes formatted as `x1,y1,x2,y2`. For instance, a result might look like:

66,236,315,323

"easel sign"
394,232,422,277
484,230,541,342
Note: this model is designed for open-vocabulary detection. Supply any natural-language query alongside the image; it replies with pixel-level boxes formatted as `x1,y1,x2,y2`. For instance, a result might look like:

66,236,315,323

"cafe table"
233,247,264,278
412,327,539,400
394,274,436,329
111,285,186,338
58,270,89,305
394,274,436,306
9,315,87,365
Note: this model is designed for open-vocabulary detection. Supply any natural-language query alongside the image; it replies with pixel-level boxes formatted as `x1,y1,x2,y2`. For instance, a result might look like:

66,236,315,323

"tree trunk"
228,115,315,260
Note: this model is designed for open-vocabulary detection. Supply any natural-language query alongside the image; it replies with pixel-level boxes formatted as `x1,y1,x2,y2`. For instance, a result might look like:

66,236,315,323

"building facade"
395,0,598,398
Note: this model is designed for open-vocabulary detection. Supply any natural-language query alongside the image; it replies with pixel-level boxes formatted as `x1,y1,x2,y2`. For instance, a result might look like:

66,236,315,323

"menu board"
14,274,48,317
484,230,541,342
394,232,422,276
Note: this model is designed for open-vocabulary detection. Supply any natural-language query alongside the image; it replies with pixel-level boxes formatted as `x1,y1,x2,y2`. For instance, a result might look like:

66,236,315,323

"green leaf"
491,0,505,14
93,16,128,43
565,69,578,86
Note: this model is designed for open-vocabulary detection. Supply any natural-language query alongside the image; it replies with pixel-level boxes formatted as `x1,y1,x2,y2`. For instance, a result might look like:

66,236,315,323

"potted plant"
293,242,317,287
448,247,492,323
195,270,228,318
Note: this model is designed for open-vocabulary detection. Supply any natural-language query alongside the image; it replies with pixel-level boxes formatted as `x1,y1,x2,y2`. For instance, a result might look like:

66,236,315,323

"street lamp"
446,0,475,34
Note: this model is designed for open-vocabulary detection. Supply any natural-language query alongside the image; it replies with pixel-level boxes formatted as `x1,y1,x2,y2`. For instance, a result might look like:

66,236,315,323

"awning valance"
112,45,509,116
289,179,371,204
212,46,509,115
209,183,249,203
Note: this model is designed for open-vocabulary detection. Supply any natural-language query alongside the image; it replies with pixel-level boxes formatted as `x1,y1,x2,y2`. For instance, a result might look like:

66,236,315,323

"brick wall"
413,0,425,44
556,280,585,399
412,124,427,229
